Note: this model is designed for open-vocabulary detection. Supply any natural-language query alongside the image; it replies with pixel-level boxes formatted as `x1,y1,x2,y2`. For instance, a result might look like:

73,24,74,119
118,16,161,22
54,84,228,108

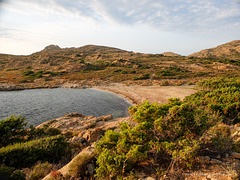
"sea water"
0,88,132,126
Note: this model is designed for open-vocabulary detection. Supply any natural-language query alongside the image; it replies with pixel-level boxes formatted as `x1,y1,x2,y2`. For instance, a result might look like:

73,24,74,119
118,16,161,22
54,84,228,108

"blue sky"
0,0,239,55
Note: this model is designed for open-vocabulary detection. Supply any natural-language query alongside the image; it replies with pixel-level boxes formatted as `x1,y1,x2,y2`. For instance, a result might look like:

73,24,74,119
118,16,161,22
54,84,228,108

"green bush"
204,125,233,153
22,70,34,76
29,162,53,180
133,73,150,80
45,127,61,136
0,115,27,147
95,99,219,178
0,164,25,180
185,78,240,124
0,135,69,168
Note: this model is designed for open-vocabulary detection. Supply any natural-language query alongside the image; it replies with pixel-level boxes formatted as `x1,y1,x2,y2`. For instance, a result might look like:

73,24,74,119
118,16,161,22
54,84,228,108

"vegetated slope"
189,40,240,59
0,42,240,86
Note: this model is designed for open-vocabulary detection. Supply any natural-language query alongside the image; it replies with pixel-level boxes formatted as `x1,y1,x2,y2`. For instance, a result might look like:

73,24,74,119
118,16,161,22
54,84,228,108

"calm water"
0,88,132,126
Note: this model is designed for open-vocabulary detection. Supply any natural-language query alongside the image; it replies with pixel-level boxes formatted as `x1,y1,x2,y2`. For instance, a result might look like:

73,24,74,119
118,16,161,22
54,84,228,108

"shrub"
161,80,169,86
95,99,219,178
133,73,150,80
113,69,122,73
29,162,53,180
0,164,25,180
203,124,233,153
45,127,62,136
185,78,240,125
0,135,69,168
0,115,27,147
11,170,26,180
22,70,34,76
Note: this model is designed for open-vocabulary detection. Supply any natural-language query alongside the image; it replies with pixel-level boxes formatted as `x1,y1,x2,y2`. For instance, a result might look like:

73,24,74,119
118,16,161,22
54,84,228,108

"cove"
0,88,132,126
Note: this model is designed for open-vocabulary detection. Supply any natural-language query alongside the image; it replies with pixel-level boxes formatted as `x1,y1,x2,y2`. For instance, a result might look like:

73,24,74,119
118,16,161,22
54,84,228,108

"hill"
161,52,181,57
189,40,240,59
0,42,240,89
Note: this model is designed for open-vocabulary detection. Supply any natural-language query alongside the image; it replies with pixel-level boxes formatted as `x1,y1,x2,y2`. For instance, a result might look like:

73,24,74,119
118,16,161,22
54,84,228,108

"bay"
0,88,132,126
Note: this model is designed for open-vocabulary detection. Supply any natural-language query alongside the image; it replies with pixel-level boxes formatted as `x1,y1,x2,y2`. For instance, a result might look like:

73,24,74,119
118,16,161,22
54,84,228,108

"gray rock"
210,159,222,165
199,156,210,164
232,152,240,159
87,163,95,175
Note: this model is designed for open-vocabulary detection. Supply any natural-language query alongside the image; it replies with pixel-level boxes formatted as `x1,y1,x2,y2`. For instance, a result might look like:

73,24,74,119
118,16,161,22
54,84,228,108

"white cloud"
2,0,240,32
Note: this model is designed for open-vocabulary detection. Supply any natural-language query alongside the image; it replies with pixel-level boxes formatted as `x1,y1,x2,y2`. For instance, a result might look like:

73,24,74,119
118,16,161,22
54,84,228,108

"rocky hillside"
190,40,240,59
0,41,240,88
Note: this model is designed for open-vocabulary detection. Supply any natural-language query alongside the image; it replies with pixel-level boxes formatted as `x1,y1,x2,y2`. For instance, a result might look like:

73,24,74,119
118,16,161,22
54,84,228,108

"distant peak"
43,45,61,51
161,52,181,57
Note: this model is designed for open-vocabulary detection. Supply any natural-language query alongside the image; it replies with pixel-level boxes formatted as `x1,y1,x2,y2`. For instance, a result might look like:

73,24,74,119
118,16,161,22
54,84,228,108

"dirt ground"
95,83,197,105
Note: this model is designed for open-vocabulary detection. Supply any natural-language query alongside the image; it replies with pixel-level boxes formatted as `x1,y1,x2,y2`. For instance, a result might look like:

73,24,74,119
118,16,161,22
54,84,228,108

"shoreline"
94,83,197,105
0,82,197,107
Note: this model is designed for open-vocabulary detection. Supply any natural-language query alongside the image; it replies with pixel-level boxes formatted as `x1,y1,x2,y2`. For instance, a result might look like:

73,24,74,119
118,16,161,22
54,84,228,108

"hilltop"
190,40,240,59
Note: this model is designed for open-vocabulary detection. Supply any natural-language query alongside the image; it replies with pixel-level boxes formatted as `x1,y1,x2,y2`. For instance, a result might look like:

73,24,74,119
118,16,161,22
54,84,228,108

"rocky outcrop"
41,113,129,179
42,45,61,51
37,113,124,135
0,84,24,91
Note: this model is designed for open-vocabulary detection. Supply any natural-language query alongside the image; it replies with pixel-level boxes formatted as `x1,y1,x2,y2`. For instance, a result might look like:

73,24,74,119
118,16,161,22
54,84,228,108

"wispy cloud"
2,0,240,32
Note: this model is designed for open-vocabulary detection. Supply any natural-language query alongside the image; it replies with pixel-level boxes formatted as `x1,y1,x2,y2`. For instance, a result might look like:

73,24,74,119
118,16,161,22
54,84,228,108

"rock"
210,159,222,165
98,115,113,121
64,113,85,118
199,156,210,164
231,131,238,137
43,145,96,179
231,152,240,159
69,136,85,144
87,163,95,175
144,177,155,180
83,128,104,143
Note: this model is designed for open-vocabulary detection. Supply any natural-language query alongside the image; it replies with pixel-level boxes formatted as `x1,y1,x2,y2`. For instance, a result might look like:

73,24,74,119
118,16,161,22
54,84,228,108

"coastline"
0,81,197,106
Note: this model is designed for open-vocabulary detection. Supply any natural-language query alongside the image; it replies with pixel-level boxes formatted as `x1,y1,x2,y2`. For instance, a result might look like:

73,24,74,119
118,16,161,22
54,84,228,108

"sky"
0,0,239,56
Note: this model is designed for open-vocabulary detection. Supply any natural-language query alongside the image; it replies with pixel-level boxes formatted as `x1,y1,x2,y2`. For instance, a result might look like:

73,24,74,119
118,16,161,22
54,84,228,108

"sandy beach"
95,83,197,105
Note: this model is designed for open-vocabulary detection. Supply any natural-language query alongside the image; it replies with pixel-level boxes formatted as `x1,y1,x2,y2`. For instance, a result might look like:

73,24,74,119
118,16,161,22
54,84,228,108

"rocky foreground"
35,112,240,180
37,113,129,179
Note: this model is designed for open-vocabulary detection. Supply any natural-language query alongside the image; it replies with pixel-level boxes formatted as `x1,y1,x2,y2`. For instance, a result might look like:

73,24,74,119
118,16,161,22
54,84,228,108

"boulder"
231,152,240,159
43,145,96,179
83,128,104,143
210,159,222,165
64,113,85,118
86,163,95,175
69,136,85,144
199,156,210,164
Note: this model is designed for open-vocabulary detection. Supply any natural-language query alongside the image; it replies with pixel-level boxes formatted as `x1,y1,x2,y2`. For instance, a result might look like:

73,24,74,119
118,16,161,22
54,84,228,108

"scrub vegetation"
95,77,240,179
0,42,239,86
